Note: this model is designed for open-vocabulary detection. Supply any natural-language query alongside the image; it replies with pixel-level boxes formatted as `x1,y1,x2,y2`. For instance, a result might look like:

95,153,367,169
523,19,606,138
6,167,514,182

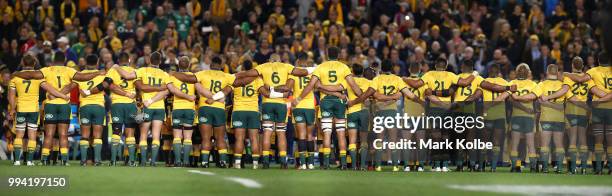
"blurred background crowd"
0,0,608,79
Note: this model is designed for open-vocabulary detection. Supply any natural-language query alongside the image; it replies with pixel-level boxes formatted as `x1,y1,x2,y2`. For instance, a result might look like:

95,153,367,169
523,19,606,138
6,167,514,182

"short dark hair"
381,59,393,72
364,67,376,80
212,56,222,65
598,51,610,65
54,51,65,64
150,51,162,65
296,52,308,61
242,60,253,71
86,54,99,66
352,64,364,76
119,52,130,63
463,59,474,68
327,46,339,60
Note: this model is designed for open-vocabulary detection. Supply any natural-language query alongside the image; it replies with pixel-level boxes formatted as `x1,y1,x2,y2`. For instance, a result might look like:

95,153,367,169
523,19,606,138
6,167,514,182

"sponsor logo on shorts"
112,117,120,122
295,116,304,122
81,118,90,124
173,119,181,124
570,119,578,125
542,123,551,130
200,117,208,123
512,124,520,130
16,117,26,123
45,114,54,119
348,122,356,128
233,121,243,127
322,111,331,117
262,114,270,120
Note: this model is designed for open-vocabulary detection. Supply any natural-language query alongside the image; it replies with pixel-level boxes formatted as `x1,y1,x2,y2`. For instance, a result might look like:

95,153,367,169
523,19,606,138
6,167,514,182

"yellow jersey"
76,70,106,107
346,77,371,114
480,77,509,120
169,72,195,110
290,74,315,109
421,70,460,102
371,73,407,111
233,77,263,112
136,67,170,109
312,60,352,98
254,62,294,104
563,75,594,115
534,79,570,122
195,69,235,109
404,76,427,116
40,66,78,104
9,76,42,113
454,73,484,113
586,66,612,109
107,66,137,104
509,79,538,117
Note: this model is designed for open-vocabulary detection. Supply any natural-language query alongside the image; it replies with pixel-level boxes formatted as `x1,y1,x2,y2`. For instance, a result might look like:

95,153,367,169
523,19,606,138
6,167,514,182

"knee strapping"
262,123,274,132
321,118,333,132
275,125,286,132
335,120,346,132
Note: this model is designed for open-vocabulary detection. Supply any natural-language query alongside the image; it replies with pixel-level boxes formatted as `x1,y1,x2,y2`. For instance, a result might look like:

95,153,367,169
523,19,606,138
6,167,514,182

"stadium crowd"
0,0,611,174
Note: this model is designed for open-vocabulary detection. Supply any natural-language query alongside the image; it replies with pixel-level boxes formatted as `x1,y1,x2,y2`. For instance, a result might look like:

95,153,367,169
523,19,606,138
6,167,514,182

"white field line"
447,185,612,196
187,170,263,189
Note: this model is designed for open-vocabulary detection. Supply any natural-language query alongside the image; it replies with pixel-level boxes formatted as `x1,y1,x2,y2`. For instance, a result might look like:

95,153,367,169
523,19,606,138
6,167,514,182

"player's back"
40,65,77,105
233,77,263,112
403,76,426,116
77,69,106,107
170,72,195,110
255,62,294,103
107,66,136,104
372,74,406,110
137,66,169,109
291,74,315,109
509,79,538,117
313,60,351,86
10,76,43,112
481,77,508,120
537,79,567,122
346,77,371,114
195,69,235,109
422,70,458,102
587,66,612,108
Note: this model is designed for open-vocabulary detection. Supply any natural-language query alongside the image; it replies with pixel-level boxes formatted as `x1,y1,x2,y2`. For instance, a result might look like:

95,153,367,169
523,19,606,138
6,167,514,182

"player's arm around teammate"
165,57,196,167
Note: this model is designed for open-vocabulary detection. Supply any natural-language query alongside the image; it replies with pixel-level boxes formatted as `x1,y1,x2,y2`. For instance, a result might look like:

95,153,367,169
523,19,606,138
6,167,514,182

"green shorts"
485,119,506,130
16,112,39,125
80,105,105,126
231,111,261,129
172,109,195,128
566,114,588,128
44,103,71,123
143,108,166,122
510,116,535,133
293,108,315,125
347,109,369,132
540,121,565,132
591,108,612,125
320,97,346,119
261,103,288,123
198,106,225,127
111,103,137,125
375,109,398,118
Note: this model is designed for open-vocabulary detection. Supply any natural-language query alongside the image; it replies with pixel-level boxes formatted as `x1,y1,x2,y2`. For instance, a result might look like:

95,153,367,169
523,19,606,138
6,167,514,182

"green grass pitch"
1,161,611,196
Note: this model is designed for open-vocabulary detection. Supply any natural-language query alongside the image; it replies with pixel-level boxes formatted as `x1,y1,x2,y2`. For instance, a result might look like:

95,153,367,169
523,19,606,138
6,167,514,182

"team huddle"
6,46,612,174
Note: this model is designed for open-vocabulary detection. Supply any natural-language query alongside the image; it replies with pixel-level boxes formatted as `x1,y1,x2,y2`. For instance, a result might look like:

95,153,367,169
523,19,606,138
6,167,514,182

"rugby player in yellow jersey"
287,53,317,170
478,64,515,172
169,56,255,168
234,54,309,169
565,53,612,174
113,52,170,166
13,52,104,165
347,60,419,172
294,47,364,169
532,64,572,173
341,64,371,170
105,53,138,166
165,56,196,167
232,60,279,169
8,55,69,166
563,57,612,174
451,60,483,172
401,63,428,172
507,63,539,172
420,57,475,172
74,55,108,166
